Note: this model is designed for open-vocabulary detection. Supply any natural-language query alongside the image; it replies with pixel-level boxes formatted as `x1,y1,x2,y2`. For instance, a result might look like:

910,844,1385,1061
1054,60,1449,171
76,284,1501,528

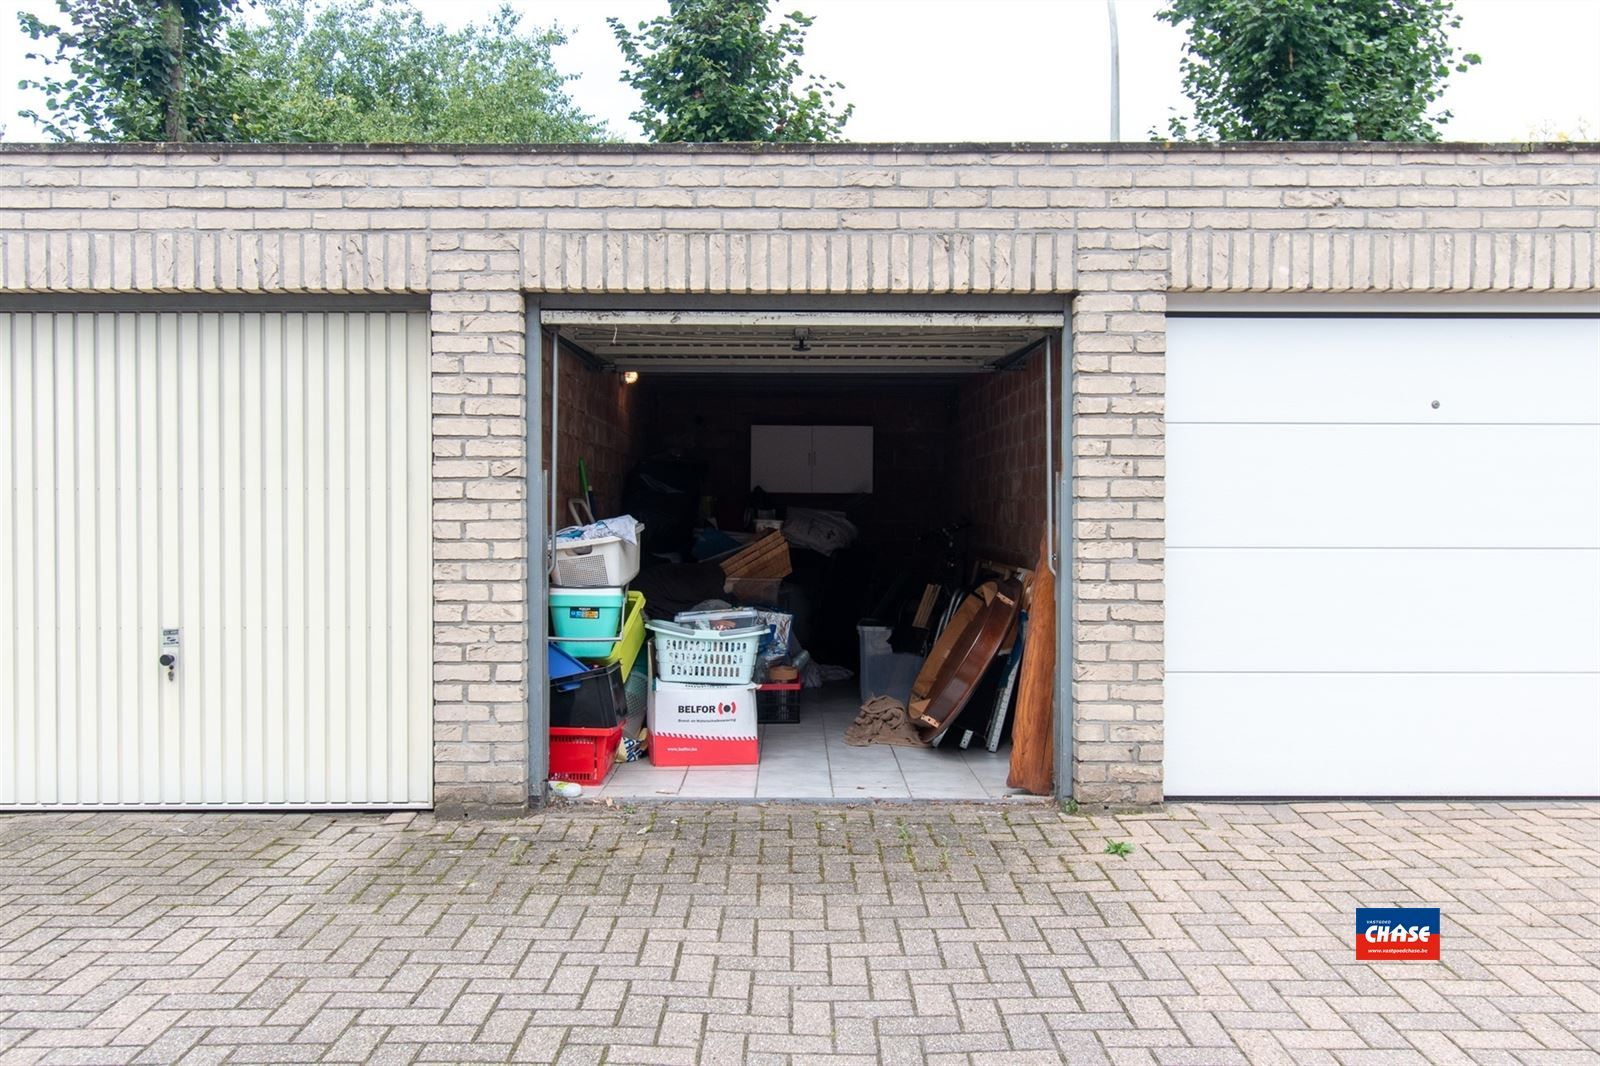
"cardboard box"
648,680,759,767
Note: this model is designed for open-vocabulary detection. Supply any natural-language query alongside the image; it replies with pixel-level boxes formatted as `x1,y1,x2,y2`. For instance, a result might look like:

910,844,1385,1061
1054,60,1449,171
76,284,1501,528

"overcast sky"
2,0,1597,143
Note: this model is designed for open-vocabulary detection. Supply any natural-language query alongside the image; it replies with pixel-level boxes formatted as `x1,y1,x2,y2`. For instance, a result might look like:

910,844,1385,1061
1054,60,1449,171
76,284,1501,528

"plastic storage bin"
623,652,649,725
857,623,925,706
552,519,643,587
550,586,625,658
647,620,766,684
674,607,760,631
549,660,626,729
548,644,590,683
549,725,623,785
756,682,802,724
592,590,646,679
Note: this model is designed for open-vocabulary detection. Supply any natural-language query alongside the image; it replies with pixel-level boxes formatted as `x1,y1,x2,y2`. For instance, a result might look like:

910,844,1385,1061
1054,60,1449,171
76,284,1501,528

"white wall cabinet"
751,425,873,493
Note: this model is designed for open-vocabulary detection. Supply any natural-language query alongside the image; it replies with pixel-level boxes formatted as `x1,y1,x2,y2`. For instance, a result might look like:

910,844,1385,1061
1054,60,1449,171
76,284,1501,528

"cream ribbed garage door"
1,310,432,808
1165,311,1600,797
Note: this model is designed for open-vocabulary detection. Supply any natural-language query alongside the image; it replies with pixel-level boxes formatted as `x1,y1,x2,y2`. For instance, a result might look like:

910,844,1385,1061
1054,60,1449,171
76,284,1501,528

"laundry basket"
646,620,766,685
551,518,643,587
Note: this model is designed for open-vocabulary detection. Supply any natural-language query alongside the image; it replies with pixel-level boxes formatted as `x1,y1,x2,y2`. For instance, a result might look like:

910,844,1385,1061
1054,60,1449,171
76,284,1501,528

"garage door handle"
159,653,176,680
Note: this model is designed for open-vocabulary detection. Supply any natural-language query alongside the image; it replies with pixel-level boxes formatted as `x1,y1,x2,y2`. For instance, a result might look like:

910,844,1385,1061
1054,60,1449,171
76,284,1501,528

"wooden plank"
1007,534,1054,795
720,531,792,581
911,584,939,630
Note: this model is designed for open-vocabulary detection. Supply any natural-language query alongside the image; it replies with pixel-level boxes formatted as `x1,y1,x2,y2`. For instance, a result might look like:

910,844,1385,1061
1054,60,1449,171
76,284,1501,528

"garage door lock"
160,628,180,680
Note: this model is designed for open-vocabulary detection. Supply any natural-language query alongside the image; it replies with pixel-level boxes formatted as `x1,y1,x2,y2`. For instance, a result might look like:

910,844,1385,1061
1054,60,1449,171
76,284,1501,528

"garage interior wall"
953,347,1059,568
549,345,1057,568
636,377,959,551
540,335,645,521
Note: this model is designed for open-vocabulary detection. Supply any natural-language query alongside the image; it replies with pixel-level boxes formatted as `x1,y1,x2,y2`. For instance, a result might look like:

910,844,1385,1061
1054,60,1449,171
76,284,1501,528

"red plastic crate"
756,682,802,724
549,725,623,785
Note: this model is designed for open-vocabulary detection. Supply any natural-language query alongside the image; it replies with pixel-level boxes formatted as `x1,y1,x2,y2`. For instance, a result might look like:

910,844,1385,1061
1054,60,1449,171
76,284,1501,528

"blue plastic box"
548,644,590,684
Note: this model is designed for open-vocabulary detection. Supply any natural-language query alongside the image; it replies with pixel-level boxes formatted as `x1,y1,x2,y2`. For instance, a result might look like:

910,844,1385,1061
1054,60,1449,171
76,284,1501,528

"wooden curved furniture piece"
913,578,1023,742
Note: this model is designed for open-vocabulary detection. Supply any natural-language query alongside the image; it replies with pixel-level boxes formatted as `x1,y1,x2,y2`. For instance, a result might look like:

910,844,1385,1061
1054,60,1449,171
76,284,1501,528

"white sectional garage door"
1166,312,1600,796
1,310,432,808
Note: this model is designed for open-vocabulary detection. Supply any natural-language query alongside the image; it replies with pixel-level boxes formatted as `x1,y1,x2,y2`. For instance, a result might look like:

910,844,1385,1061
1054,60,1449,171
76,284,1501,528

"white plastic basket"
646,620,766,684
552,519,643,587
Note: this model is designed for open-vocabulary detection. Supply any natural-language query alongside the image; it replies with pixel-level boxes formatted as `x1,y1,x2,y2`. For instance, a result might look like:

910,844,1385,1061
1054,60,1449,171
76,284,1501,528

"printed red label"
649,734,759,767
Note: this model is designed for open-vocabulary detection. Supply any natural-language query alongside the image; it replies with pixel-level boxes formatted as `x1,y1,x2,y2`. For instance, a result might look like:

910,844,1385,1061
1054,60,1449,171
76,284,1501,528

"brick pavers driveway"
1,802,1596,1065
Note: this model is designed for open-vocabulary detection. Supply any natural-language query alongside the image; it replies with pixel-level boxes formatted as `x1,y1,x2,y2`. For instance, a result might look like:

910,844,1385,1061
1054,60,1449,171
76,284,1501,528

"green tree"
19,0,248,141
611,0,851,142
231,0,607,143
1157,0,1481,141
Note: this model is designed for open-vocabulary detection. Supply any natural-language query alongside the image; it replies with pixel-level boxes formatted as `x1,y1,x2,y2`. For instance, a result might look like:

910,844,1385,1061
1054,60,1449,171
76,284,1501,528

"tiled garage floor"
595,684,1029,801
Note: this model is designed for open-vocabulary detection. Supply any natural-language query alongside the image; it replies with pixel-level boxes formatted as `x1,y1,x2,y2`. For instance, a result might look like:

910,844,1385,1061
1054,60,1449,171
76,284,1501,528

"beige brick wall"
427,229,529,811
1,142,1596,809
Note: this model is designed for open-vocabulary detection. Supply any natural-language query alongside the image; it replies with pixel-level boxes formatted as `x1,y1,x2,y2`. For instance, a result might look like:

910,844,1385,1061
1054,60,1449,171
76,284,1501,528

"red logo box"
1356,907,1440,961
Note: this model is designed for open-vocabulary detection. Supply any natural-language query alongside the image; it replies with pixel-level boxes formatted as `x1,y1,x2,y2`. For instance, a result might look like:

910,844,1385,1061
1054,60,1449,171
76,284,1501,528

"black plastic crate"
624,654,648,721
550,661,627,729
756,682,802,724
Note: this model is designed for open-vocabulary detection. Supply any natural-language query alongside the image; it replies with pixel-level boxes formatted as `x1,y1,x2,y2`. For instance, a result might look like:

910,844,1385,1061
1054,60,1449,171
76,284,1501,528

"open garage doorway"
526,302,1070,803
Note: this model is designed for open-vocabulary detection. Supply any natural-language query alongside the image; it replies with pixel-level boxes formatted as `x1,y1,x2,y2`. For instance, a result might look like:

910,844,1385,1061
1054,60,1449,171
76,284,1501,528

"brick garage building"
0,141,1596,812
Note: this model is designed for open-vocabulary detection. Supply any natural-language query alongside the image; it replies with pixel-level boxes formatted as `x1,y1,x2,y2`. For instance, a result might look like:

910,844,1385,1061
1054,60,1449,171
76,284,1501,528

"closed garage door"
1,310,432,808
1166,311,1600,796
